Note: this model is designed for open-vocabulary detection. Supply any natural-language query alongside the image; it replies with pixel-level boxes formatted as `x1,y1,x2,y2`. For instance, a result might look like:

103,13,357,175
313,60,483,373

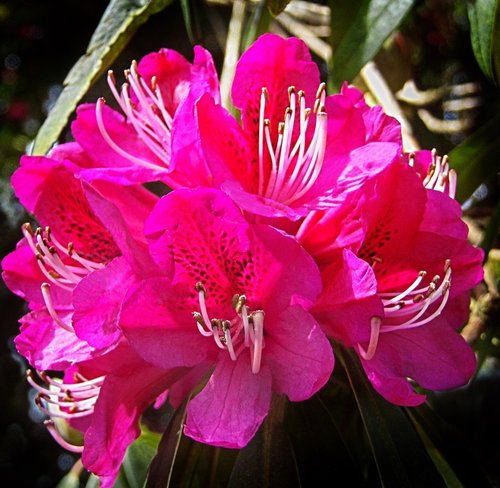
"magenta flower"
194,34,402,222
115,188,334,448
1,142,160,447
72,46,219,186
301,155,483,405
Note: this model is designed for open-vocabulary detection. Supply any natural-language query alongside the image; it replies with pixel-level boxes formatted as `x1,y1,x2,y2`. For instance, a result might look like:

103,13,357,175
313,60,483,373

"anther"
315,82,326,99
195,282,206,294
235,295,246,314
23,222,34,235
313,98,321,113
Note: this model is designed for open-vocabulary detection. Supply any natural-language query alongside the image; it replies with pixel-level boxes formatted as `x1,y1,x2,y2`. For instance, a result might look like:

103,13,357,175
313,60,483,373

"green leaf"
31,0,173,156
81,428,161,488
285,394,366,486
228,396,301,488
337,347,446,487
180,0,202,45
448,113,500,203
329,0,415,91
467,0,500,84
145,399,189,488
122,428,161,488
266,0,291,16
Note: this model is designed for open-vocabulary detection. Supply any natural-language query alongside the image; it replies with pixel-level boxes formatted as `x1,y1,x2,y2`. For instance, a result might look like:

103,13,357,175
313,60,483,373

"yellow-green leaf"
32,0,172,156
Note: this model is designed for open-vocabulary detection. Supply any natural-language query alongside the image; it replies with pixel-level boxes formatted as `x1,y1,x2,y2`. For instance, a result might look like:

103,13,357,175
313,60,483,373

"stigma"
193,282,265,374
257,83,328,205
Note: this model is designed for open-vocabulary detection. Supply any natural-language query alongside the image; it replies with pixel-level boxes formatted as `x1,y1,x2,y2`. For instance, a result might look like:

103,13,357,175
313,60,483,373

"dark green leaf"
228,396,301,488
411,402,493,487
337,347,446,488
329,0,415,91
145,399,189,488
448,113,500,203
285,394,366,486
266,0,291,16
467,0,500,84
243,0,273,51
31,0,173,156
180,0,202,45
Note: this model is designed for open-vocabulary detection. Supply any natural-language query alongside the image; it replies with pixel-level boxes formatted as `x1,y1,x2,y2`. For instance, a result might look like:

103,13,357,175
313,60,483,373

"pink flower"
194,34,402,221
115,188,334,448
301,154,483,405
72,46,219,186
1,142,157,377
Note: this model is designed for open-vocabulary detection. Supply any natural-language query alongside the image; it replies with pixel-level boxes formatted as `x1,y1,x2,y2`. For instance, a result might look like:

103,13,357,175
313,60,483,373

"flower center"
22,223,104,332
95,61,180,187
358,260,452,360
27,369,104,453
257,83,328,205
193,282,265,374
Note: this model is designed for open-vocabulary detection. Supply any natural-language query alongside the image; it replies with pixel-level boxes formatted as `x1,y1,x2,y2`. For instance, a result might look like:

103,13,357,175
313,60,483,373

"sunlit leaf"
328,0,415,90
32,0,172,156
337,347,446,487
122,428,161,488
467,0,500,84
448,113,500,203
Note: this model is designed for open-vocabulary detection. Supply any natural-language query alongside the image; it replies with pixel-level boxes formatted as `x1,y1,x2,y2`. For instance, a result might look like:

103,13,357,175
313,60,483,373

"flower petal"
184,353,272,448
82,362,187,486
265,305,334,401
120,277,215,369
360,295,476,406
15,309,95,370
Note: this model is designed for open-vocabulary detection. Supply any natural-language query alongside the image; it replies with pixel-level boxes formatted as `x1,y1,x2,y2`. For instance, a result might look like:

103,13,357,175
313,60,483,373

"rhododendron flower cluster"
1,34,483,486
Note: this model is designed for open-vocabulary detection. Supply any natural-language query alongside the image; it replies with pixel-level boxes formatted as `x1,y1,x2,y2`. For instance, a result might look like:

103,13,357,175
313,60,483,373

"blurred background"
1,0,500,486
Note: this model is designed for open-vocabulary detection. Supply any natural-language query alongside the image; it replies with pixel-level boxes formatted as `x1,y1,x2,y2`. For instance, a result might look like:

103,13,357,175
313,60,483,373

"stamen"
193,312,212,337
27,370,103,452
420,149,456,198
196,282,213,334
251,311,265,374
41,283,73,332
258,83,329,205
222,320,237,360
193,284,265,371
95,98,163,172
258,87,267,197
211,319,227,349
379,261,452,333
44,420,84,453
357,316,381,361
